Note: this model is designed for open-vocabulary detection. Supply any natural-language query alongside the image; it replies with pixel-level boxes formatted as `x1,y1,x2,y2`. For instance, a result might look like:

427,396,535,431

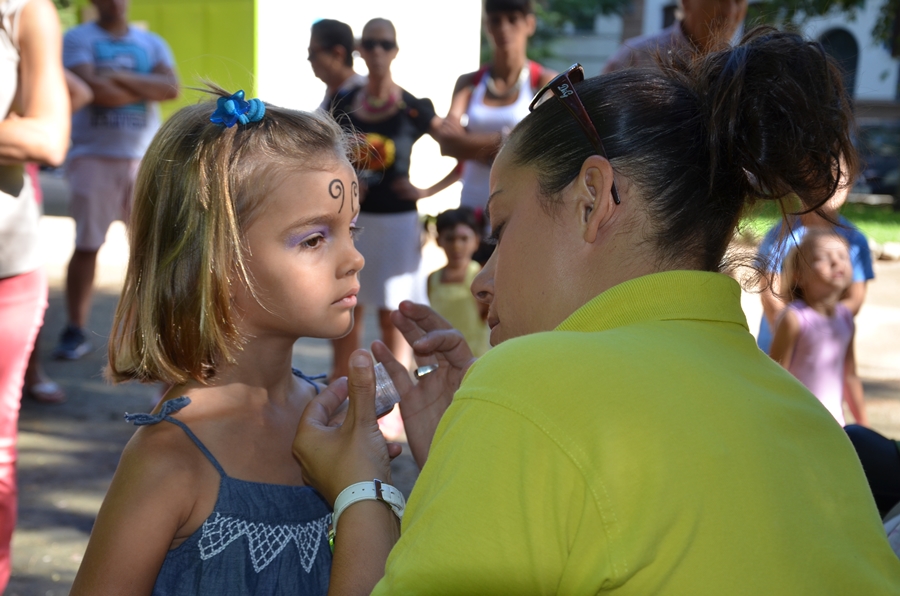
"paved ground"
6,173,900,595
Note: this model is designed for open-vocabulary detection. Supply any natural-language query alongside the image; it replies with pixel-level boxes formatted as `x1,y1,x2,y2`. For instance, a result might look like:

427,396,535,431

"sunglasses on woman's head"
529,64,620,205
360,39,397,52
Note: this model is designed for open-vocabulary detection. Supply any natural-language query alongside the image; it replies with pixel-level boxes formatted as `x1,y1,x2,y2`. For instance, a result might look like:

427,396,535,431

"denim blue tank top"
124,369,332,595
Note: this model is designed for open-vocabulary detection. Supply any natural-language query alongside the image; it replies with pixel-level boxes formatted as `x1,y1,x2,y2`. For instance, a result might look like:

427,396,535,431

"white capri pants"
356,210,428,310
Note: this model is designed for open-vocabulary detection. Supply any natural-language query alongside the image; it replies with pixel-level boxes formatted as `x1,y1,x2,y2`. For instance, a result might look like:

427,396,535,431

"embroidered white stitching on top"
198,513,330,573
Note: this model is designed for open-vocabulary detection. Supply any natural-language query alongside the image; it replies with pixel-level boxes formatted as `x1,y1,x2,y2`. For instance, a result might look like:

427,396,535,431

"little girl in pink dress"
770,228,866,425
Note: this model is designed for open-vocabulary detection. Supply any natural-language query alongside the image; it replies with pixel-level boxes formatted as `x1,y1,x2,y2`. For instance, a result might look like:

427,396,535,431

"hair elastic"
210,90,266,128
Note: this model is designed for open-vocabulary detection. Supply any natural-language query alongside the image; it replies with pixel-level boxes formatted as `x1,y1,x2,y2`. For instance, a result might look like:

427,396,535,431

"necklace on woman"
485,65,528,99
361,87,400,115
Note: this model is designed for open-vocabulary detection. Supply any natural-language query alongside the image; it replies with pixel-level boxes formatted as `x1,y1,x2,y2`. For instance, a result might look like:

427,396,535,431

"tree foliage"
756,0,865,23
504,0,631,61
750,0,899,55
868,0,900,54
537,0,632,29
52,0,81,30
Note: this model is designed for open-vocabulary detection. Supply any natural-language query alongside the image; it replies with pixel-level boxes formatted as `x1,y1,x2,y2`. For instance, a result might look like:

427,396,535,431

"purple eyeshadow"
285,227,329,248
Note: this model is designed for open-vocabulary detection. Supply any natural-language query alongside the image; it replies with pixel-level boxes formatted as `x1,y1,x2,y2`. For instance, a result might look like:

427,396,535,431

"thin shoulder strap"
528,60,543,89
124,396,227,477
470,64,491,86
293,367,326,394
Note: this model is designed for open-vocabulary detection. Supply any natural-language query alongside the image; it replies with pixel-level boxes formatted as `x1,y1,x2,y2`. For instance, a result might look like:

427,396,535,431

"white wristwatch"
329,479,406,551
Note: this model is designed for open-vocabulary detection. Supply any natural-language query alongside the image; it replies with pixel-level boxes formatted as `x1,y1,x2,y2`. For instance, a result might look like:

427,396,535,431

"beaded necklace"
360,87,401,115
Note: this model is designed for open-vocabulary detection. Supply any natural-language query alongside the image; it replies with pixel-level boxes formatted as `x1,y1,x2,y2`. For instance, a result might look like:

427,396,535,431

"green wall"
130,0,256,118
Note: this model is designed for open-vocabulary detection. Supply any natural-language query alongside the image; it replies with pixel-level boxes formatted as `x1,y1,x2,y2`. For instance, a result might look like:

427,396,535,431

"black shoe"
53,325,92,360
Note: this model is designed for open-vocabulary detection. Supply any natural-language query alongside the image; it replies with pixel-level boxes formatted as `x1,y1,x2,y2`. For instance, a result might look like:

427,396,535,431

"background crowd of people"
316,3,557,386
1,0,899,592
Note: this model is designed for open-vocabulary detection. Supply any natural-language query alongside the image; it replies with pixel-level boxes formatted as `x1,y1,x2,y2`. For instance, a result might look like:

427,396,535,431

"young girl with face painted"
71,88,376,595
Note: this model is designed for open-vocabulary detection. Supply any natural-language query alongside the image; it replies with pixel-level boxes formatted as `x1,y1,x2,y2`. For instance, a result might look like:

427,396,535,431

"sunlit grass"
739,200,900,244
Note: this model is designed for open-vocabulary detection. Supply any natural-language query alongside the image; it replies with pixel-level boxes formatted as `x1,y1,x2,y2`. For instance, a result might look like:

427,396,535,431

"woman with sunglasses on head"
329,18,451,383
297,28,900,595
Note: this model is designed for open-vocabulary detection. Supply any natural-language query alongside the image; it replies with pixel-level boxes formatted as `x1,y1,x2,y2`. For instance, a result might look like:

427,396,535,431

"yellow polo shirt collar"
555,270,748,333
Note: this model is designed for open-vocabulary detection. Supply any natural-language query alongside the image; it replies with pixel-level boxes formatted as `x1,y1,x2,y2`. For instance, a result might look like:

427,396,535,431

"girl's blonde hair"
780,228,850,303
108,86,351,385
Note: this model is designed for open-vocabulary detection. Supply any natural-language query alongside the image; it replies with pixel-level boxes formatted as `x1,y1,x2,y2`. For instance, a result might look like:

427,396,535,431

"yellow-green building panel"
131,0,256,117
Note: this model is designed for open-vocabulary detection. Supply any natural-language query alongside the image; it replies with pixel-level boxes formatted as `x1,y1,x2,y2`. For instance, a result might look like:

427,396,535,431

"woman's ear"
576,155,617,244
525,13,537,36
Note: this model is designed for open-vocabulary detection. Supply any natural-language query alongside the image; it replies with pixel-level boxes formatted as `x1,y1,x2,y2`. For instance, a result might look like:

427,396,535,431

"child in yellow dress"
427,207,490,356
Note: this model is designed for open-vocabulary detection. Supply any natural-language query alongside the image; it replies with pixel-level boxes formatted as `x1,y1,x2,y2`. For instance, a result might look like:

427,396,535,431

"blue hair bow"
210,90,266,127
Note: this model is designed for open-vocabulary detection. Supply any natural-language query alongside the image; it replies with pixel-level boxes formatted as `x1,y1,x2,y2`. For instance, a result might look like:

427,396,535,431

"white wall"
256,0,483,215
801,0,899,100
643,0,668,41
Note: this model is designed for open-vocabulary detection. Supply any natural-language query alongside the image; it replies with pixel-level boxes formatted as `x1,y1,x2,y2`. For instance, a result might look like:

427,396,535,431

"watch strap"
331,479,406,538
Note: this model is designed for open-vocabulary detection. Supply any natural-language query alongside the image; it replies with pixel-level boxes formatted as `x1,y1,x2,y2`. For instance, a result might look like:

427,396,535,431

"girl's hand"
373,301,477,469
293,351,394,505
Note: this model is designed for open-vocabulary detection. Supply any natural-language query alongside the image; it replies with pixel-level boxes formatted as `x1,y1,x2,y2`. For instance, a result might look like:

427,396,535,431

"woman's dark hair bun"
508,26,856,272
694,26,856,210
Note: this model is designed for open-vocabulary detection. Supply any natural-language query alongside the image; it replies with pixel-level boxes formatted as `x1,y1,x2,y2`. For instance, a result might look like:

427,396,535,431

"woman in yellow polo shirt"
294,27,900,595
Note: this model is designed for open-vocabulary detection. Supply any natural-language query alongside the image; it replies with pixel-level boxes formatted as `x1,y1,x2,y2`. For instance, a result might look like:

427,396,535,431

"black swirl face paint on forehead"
351,181,359,212
329,179,345,213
